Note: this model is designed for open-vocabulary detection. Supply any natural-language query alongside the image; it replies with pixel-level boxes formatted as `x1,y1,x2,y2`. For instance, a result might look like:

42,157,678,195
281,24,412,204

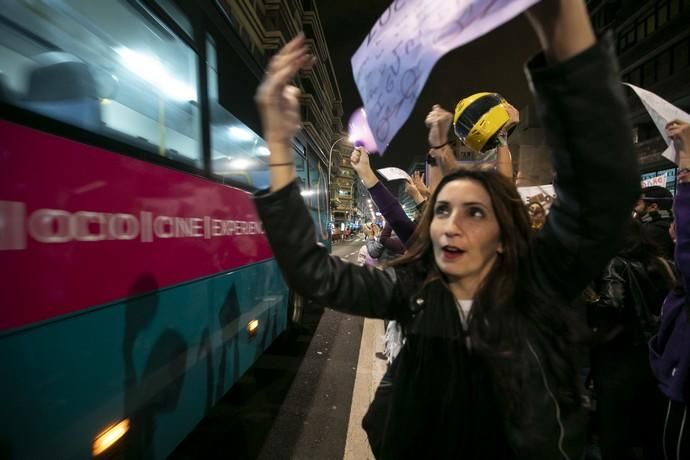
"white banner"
641,174,667,188
377,167,412,181
517,184,556,212
351,0,540,154
624,83,690,164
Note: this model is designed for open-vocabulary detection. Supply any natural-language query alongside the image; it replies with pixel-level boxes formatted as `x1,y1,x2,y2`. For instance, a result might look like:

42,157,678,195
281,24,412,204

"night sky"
315,1,541,173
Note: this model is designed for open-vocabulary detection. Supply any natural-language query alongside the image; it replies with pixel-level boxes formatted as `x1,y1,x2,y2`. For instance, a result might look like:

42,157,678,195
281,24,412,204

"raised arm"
667,120,690,290
253,34,402,319
525,0,640,300
380,222,406,255
425,105,457,192
495,102,519,181
350,147,417,245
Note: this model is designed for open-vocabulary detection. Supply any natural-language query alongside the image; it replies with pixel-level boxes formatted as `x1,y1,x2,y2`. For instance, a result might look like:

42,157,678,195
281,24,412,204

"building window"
658,3,669,27
637,20,646,41
618,36,627,52
643,59,656,85
629,67,642,86
646,13,656,34
657,49,672,79
673,39,689,72
627,28,636,44
670,0,680,17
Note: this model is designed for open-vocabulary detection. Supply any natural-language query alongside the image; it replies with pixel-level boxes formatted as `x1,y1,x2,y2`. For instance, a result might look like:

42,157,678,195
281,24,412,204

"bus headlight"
247,319,259,337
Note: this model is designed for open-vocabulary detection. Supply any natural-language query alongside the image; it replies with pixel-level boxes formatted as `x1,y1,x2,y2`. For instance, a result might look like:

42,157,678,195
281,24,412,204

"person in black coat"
588,219,675,459
252,1,640,457
635,185,675,260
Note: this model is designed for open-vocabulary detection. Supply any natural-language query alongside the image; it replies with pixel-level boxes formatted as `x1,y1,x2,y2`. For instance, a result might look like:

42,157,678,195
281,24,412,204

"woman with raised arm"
253,0,639,457
649,119,690,460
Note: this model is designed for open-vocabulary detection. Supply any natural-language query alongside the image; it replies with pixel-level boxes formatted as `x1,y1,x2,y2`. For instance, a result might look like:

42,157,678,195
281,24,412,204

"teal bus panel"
0,260,288,460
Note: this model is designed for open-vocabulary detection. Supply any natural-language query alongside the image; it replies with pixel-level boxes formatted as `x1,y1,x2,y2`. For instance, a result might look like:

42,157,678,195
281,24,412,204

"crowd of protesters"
251,0,689,458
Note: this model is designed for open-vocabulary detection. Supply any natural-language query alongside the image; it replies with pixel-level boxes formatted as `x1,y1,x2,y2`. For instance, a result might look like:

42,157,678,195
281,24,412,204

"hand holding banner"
351,0,541,154
624,83,690,164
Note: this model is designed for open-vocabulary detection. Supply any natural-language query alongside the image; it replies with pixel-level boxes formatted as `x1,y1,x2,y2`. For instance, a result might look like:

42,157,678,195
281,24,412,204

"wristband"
497,131,508,146
430,142,448,150
268,161,294,167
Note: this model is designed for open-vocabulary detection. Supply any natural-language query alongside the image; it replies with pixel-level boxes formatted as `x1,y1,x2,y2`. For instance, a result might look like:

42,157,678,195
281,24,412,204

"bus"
0,1,330,458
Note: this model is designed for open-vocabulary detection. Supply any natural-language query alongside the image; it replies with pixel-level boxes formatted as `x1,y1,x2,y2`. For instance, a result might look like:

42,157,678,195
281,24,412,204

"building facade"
331,142,358,229
221,0,346,208
590,0,690,194
514,0,690,188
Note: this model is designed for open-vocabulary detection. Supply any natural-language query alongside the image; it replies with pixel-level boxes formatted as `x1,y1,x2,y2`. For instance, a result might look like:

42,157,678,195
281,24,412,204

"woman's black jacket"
254,36,640,459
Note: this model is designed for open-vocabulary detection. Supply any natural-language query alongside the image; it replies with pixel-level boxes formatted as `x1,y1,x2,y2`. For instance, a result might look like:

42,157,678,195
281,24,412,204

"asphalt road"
170,238,366,460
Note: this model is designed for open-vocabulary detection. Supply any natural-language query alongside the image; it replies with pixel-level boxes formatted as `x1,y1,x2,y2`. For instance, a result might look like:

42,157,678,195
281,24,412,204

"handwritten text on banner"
351,0,540,154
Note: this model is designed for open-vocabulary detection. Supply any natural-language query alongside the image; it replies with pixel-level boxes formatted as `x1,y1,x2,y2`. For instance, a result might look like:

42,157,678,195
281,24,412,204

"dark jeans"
661,399,689,460
590,343,663,460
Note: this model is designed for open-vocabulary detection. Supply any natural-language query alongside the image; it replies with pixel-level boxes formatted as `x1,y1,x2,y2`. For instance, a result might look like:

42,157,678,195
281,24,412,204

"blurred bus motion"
0,1,329,458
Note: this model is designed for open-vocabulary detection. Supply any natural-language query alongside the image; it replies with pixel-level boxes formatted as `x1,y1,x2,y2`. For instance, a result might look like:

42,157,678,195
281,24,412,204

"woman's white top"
456,299,473,329
456,299,473,348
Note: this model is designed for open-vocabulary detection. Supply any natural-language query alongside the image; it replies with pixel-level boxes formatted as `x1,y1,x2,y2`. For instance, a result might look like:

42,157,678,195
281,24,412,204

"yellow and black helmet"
453,92,510,152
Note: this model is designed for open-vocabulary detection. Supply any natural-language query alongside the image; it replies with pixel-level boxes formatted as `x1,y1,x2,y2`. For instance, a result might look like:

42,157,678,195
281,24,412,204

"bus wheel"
288,290,304,329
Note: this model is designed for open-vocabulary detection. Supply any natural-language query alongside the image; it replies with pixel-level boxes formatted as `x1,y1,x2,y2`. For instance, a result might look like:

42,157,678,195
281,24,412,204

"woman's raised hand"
255,33,314,144
425,104,453,149
502,102,520,131
525,0,595,63
350,147,379,188
667,119,690,169
411,171,430,199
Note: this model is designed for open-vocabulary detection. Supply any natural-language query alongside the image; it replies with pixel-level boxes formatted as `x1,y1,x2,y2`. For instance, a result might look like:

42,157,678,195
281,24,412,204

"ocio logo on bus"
0,201,264,250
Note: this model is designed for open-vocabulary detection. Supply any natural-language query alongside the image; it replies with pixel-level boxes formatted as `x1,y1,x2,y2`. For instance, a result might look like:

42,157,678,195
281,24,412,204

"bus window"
307,155,330,241
156,0,194,39
207,36,271,189
294,150,309,191
0,0,201,168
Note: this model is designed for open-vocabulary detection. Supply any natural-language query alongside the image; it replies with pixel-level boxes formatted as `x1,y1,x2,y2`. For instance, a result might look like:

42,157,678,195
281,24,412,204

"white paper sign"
624,83,690,164
351,0,540,154
377,167,412,181
641,174,667,188
518,185,556,212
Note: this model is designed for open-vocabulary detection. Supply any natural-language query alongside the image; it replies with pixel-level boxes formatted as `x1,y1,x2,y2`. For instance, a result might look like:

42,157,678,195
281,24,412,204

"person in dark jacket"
649,119,690,460
252,1,639,457
587,219,675,459
635,185,675,260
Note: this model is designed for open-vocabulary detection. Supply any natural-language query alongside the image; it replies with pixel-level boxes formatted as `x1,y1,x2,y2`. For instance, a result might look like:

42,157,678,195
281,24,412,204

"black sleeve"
526,34,641,301
254,181,404,320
